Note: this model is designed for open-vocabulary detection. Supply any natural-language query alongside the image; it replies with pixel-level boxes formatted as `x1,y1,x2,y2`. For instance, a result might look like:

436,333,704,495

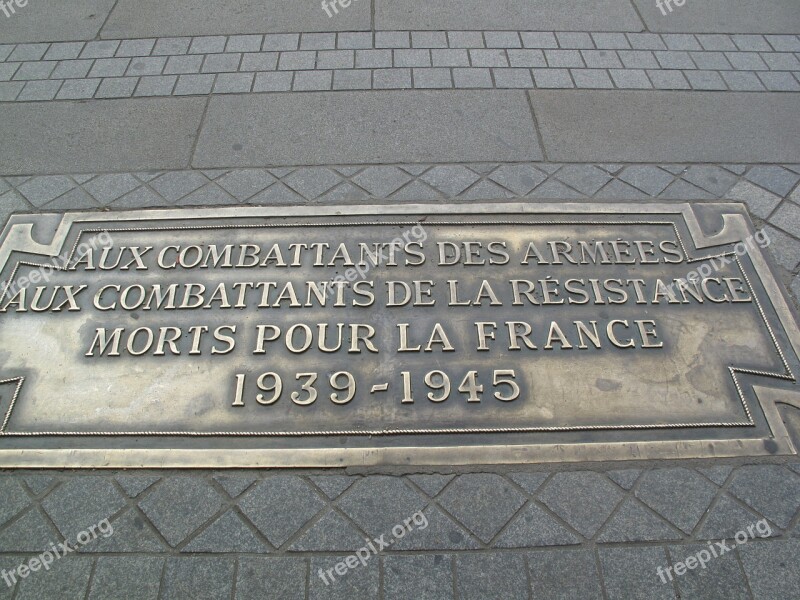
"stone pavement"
1,0,800,598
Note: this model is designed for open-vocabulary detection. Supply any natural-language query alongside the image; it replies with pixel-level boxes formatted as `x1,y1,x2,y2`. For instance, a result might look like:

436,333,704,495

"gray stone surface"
0,0,115,43
0,508,61,552
1,38,797,101
161,557,234,600
633,0,800,33
528,549,603,599
0,478,31,528
213,475,256,498
138,477,224,547
529,90,800,162
727,180,782,218
309,555,379,599
599,547,675,600
288,510,368,552
194,91,542,167
539,471,625,538
87,510,166,552
391,505,479,551
13,555,94,600
182,510,268,552
237,557,306,600
607,469,643,489
337,476,427,538
0,97,204,174
726,465,800,528
455,553,529,600
40,476,126,538
596,498,681,543
635,468,718,534
770,201,800,237
437,474,527,543
102,0,370,38
375,0,644,31
384,554,454,599
739,539,800,599
746,165,800,196
88,556,163,600
695,494,773,540
762,225,800,270
668,543,749,600
238,477,327,547
494,503,581,547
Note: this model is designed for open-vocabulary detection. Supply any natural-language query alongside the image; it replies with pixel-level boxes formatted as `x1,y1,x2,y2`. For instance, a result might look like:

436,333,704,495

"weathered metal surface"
0,202,797,467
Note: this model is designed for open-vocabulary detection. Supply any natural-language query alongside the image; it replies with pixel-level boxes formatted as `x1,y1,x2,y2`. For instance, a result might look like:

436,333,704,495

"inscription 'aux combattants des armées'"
0,237,753,358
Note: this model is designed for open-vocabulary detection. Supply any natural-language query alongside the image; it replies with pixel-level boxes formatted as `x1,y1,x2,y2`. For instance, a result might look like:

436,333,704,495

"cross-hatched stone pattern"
0,464,798,597
1,31,800,99
3,162,800,307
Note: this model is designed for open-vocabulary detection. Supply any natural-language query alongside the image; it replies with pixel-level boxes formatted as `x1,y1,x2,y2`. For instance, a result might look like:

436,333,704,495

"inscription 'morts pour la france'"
0,203,797,467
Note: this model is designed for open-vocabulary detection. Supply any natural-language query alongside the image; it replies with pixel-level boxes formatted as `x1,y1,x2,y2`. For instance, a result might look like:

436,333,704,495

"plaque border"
0,202,797,467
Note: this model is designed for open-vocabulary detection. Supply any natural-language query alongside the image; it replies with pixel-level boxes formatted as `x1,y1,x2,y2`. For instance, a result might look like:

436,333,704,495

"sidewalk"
0,1,799,598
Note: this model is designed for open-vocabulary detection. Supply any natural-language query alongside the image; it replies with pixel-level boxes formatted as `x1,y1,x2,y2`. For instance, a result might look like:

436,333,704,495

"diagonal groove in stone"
389,178,444,201
137,477,224,547
216,168,276,201
149,170,210,203
286,508,370,552
392,504,482,551
86,507,170,553
681,164,740,197
696,493,781,540
553,164,612,196
212,475,257,499
488,164,547,195
0,478,34,531
617,165,675,196
351,166,413,197
0,506,63,552
282,167,342,200
83,173,142,205
595,497,683,543
538,472,625,539
9,162,800,207
335,476,428,539
726,465,800,529
420,165,481,197
15,175,75,207
436,474,527,544
494,499,583,548
634,468,718,535
308,475,360,500
41,476,128,539
405,474,456,498
237,476,327,548
181,509,270,553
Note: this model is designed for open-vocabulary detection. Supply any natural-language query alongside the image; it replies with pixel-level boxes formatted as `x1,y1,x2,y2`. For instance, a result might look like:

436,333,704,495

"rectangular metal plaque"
0,202,799,467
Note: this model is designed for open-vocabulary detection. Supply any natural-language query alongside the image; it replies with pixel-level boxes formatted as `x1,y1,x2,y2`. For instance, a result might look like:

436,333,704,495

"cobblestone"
1,31,799,100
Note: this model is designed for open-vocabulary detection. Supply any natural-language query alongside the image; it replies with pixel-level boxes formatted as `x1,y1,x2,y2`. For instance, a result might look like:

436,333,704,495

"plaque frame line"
0,217,793,437
0,202,797,467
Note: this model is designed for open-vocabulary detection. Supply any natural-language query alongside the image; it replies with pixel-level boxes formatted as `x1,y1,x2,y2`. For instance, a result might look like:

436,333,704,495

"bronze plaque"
0,202,799,467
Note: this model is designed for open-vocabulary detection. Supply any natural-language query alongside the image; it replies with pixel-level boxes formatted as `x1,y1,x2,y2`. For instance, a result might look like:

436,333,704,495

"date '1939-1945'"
231,369,520,407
